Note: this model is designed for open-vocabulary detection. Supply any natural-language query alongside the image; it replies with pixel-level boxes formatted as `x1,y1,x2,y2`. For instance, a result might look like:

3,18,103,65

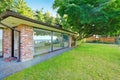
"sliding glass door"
33,28,70,56
63,34,69,47
34,29,52,56
53,32,63,50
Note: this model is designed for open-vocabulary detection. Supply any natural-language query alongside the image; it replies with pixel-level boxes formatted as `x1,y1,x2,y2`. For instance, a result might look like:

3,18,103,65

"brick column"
3,28,12,58
17,24,34,62
69,36,72,47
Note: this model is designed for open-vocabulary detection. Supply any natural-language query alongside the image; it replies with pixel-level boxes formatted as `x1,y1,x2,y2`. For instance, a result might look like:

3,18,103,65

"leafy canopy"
53,0,120,39
0,0,34,18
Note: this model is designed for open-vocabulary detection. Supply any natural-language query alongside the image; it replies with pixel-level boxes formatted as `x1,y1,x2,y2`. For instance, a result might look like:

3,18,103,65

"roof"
0,10,76,35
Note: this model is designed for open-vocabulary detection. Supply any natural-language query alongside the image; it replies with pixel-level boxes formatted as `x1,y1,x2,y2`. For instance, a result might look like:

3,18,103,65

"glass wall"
33,28,70,56
0,29,2,56
53,32,63,50
63,34,69,47
34,29,52,56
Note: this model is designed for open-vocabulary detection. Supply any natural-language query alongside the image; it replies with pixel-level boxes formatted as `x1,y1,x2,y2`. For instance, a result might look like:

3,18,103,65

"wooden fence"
86,36,116,43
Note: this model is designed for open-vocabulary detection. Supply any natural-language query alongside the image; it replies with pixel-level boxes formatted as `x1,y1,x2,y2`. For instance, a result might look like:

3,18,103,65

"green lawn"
5,43,120,80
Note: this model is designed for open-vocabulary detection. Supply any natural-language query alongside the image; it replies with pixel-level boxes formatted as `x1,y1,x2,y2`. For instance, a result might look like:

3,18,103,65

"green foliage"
13,0,34,18
35,9,45,22
0,0,14,13
35,10,61,26
5,43,120,80
55,14,61,24
53,0,120,39
0,0,34,18
43,11,55,25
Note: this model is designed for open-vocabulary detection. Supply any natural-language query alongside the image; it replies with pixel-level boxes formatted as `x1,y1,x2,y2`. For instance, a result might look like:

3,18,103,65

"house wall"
17,24,33,62
3,28,12,58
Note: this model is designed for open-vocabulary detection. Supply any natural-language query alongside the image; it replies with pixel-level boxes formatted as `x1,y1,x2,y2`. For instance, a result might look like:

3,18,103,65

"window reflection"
34,29,52,55
53,32,63,50
63,34,69,47
33,28,70,55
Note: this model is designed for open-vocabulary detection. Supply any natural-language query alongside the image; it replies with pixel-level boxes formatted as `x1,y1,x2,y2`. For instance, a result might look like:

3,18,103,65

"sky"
25,0,57,17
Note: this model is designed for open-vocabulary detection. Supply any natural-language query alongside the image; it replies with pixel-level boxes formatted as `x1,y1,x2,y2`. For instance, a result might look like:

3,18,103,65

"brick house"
0,10,75,62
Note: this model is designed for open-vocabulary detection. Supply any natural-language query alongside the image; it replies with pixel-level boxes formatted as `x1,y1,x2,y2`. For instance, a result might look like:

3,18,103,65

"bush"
45,42,51,46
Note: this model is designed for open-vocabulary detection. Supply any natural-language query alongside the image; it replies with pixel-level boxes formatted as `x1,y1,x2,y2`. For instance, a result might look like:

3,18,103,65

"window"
53,32,63,50
63,34,69,47
33,28,70,56
34,29,52,55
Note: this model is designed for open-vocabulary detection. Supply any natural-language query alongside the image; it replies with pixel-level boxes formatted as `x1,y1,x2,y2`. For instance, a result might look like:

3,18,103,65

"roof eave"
0,10,77,35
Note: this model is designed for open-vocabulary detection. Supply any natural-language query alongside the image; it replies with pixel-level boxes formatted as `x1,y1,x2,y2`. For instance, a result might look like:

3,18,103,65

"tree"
43,11,52,25
0,0,14,13
43,11,56,25
53,0,120,40
35,9,60,26
13,0,34,18
54,14,61,24
35,9,45,22
49,16,55,25
0,0,34,19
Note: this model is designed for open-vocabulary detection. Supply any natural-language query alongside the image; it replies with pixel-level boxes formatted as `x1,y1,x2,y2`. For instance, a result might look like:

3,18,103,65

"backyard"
5,43,120,80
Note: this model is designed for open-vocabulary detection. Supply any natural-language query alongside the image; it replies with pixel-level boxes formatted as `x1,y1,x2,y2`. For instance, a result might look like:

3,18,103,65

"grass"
5,43,120,80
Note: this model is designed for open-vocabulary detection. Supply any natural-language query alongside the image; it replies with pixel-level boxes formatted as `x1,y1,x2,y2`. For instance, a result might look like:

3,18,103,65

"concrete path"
0,48,71,80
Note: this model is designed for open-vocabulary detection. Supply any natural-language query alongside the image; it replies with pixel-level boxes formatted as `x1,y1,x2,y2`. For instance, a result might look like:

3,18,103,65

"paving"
0,48,71,80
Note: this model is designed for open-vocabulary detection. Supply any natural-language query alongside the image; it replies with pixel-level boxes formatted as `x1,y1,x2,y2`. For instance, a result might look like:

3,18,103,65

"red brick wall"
17,24,33,62
3,28,12,58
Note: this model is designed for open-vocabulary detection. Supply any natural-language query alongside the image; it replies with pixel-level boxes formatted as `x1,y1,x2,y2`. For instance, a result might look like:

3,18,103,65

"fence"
86,36,116,43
